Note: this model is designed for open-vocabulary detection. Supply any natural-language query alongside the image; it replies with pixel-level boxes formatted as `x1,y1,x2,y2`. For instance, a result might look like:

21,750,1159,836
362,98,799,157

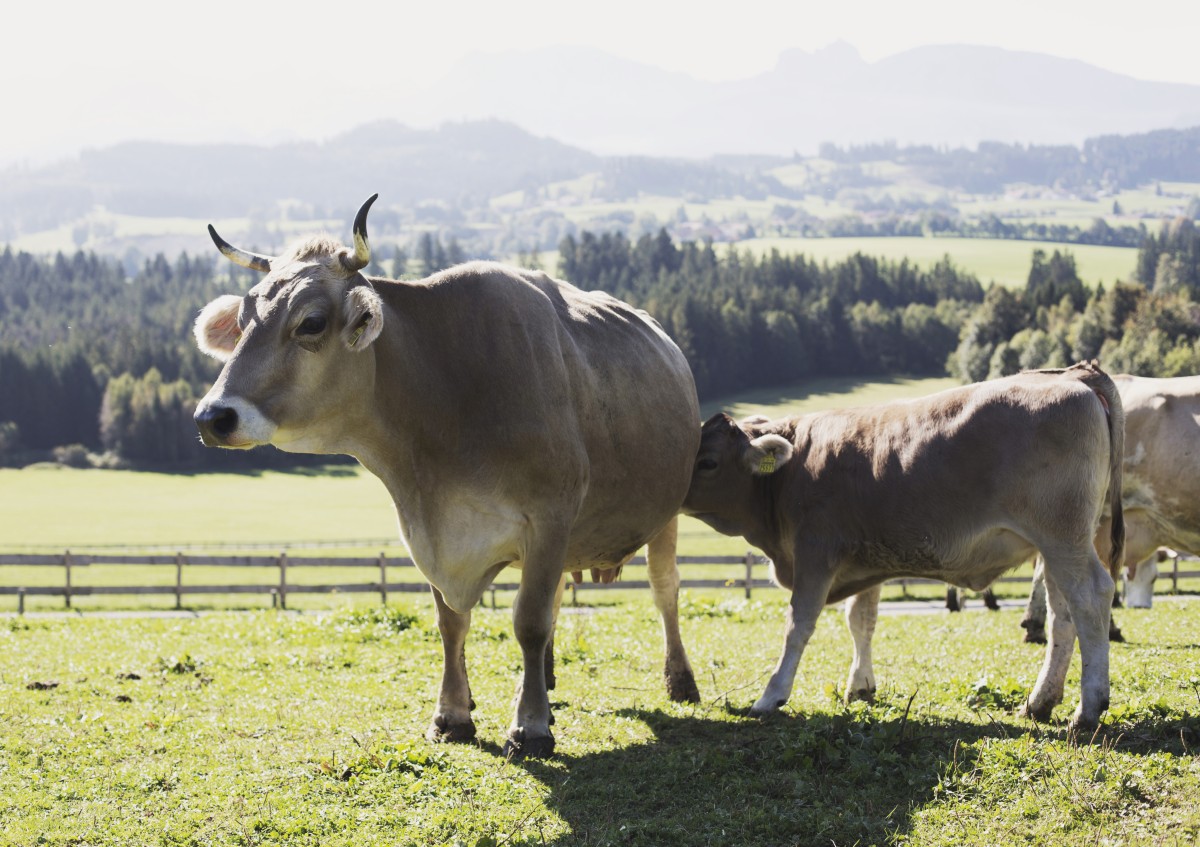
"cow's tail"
1064,360,1125,578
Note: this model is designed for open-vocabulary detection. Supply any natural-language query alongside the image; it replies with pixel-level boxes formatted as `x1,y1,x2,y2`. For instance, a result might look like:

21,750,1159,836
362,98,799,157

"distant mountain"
0,120,601,226
398,42,1200,157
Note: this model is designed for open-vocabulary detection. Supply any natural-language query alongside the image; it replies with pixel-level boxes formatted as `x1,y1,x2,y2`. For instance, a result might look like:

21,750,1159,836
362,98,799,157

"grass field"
738,235,1138,288
3,373,1189,612
2,598,1198,845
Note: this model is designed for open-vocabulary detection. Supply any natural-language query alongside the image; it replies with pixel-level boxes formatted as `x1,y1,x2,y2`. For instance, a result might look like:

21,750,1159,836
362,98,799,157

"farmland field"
1,598,1198,845
738,235,1138,288
3,373,1187,611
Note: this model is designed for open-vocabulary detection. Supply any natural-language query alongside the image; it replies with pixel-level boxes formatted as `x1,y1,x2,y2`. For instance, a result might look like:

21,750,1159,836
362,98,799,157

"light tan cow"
192,195,700,758
1022,374,1200,639
683,363,1124,732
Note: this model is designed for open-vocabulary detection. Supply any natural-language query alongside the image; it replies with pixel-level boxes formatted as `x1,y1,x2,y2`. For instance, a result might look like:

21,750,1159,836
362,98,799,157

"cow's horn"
207,225,273,273
342,193,378,272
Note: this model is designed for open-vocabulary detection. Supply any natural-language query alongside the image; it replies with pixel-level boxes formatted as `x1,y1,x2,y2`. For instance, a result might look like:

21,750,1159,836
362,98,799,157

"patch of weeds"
24,681,59,691
954,675,1027,711
679,596,750,620
317,739,448,783
140,771,179,793
154,654,199,675
325,605,420,642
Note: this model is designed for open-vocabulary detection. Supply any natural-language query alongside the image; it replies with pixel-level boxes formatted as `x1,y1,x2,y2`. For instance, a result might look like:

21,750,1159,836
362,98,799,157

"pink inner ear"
196,297,242,356
206,311,240,350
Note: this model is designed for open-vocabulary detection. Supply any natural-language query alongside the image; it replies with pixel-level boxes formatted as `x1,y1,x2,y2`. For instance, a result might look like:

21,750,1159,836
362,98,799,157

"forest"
1,217,1199,470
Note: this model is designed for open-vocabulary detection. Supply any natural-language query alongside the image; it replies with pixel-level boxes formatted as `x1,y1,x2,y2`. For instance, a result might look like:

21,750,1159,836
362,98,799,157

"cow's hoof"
666,669,701,704
1068,714,1101,737
503,729,555,760
1018,699,1054,723
1021,626,1047,645
748,698,786,718
845,687,876,704
426,714,476,744
1108,626,1125,644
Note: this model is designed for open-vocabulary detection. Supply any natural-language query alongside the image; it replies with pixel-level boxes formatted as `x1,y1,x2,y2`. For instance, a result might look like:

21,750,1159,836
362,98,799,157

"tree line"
3,219,1200,469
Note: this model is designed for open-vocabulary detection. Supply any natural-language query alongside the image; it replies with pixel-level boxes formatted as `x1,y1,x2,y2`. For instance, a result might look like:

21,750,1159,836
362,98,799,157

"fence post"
278,552,288,610
17,588,25,616
1172,554,1179,594
175,552,184,610
63,550,72,610
744,551,754,599
378,552,387,606
570,580,577,607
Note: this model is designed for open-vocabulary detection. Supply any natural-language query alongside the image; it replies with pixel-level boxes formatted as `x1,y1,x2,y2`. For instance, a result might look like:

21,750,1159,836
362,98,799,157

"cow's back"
373,262,699,571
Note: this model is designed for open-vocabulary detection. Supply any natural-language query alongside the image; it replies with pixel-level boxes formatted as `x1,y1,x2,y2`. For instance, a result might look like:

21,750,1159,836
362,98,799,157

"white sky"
3,0,1198,167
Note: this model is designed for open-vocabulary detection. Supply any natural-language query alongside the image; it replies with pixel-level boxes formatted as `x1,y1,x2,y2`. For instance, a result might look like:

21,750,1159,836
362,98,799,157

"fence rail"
2,551,1196,614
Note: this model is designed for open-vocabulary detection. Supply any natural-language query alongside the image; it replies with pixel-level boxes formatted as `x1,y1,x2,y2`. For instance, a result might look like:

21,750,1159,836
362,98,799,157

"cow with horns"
192,195,701,758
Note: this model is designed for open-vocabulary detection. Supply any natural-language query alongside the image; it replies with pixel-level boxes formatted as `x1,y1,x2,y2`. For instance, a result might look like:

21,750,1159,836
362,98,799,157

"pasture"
2,376,983,612
3,598,1199,845
737,236,1138,289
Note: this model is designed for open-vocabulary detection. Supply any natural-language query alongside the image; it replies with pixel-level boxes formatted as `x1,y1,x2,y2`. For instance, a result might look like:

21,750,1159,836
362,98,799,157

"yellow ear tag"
349,325,365,347
757,454,776,474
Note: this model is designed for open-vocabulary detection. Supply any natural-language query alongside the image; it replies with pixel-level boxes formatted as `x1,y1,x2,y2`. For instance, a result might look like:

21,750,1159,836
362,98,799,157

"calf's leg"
751,553,834,716
844,585,881,702
1020,557,1048,644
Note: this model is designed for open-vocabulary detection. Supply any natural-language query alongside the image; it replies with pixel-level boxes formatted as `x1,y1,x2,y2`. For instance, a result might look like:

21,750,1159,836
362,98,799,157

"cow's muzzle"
194,404,239,447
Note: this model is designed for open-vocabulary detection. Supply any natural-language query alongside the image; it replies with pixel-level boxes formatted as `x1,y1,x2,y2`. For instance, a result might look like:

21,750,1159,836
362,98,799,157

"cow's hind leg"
751,551,834,716
427,586,476,744
647,516,700,703
844,585,881,703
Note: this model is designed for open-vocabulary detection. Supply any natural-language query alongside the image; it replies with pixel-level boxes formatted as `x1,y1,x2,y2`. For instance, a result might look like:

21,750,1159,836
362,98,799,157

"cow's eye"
297,315,327,336
696,457,719,472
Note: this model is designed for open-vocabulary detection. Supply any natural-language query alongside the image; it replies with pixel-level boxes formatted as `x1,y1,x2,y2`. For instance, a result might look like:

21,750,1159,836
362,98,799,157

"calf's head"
683,413,795,535
193,194,384,453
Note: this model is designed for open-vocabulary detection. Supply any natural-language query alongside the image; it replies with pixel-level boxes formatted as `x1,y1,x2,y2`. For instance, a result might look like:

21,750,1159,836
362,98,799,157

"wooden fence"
1,551,1195,614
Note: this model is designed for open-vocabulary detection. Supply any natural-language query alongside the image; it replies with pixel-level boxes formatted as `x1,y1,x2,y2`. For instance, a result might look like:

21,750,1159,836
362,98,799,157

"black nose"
195,405,238,445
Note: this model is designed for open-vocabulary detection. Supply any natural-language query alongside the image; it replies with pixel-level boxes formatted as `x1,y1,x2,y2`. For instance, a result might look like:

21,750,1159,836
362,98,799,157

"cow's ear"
194,295,243,361
343,285,383,351
743,434,794,475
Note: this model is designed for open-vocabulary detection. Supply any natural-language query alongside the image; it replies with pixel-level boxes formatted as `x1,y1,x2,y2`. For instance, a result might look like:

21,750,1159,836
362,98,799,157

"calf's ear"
743,434,794,475
194,295,243,361
343,285,384,351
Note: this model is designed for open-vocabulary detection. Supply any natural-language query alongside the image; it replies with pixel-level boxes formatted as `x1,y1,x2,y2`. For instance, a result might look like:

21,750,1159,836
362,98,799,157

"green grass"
2,598,1198,845
738,236,1138,288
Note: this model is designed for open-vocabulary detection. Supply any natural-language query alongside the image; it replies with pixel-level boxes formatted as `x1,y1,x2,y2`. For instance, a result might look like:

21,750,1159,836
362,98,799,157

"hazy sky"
4,0,1197,167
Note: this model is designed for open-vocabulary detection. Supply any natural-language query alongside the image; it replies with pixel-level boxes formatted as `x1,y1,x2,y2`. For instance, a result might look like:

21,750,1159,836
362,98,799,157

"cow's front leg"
844,585,880,703
751,554,834,716
426,585,476,744
504,529,569,759
647,516,700,703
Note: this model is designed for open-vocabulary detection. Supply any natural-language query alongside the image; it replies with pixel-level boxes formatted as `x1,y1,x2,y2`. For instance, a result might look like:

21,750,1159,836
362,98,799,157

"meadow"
1,376,977,612
2,596,1198,845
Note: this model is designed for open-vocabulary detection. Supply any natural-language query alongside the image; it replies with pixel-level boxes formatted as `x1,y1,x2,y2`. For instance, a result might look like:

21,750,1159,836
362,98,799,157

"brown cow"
1022,374,1200,640
192,195,700,758
683,363,1124,732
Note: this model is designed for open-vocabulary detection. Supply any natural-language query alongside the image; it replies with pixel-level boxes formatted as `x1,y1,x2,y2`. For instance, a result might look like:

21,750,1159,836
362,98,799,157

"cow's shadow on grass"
508,701,1200,846
513,705,994,846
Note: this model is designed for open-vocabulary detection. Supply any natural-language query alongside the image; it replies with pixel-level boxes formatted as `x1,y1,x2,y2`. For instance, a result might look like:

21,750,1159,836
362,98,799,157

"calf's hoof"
1068,713,1101,736
845,686,876,704
426,713,476,744
666,669,701,704
503,729,555,760
1108,625,1125,644
748,697,786,718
